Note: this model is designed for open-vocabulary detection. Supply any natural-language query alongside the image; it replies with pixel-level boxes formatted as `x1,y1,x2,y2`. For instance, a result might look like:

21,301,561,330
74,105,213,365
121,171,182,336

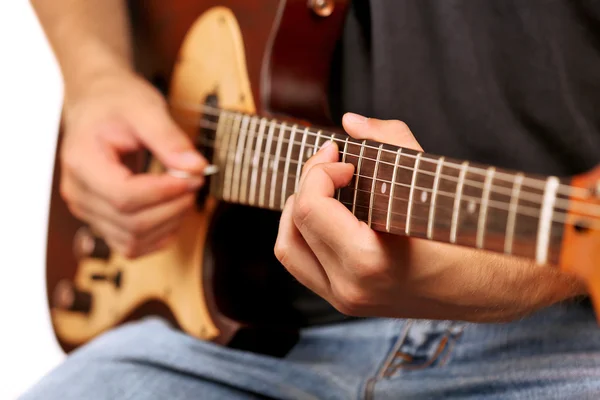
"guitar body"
47,0,349,353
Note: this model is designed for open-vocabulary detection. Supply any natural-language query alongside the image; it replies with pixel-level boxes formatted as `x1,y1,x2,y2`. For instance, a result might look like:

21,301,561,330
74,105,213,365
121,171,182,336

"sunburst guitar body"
46,0,600,354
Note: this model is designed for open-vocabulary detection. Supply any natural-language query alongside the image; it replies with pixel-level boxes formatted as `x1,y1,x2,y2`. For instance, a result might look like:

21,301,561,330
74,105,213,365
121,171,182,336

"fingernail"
320,140,333,151
176,151,205,168
345,112,368,124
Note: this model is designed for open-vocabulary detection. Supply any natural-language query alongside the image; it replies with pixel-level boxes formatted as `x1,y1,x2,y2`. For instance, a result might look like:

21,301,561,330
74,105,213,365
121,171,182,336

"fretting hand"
275,113,586,322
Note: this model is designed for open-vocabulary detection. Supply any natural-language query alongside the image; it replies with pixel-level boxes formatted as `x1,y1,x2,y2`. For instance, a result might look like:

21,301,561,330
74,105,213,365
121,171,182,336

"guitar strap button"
308,0,335,17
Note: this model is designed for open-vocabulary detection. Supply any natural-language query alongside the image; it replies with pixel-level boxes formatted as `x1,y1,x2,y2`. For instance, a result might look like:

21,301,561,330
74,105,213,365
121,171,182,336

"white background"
0,1,66,398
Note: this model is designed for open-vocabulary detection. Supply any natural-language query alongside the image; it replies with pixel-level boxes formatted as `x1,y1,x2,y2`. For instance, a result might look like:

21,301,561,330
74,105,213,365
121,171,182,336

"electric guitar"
46,0,600,353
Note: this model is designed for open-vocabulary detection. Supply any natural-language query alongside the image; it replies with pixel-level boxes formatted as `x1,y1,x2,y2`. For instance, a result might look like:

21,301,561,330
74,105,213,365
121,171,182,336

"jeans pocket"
380,320,465,379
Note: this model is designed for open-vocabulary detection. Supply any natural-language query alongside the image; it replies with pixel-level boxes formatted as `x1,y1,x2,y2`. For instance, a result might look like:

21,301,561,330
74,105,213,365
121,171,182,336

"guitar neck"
201,109,570,266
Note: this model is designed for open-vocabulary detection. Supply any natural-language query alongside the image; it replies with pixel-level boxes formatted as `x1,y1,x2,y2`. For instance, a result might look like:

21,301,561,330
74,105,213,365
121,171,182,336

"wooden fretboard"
199,110,569,266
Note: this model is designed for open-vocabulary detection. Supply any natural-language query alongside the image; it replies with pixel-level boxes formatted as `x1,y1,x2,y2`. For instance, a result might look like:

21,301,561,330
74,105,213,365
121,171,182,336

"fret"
222,113,242,201
230,115,251,203
313,130,322,156
294,127,310,192
450,161,469,243
405,152,422,235
211,111,231,198
352,140,367,216
239,116,258,204
259,119,277,208
281,124,298,208
431,160,462,242
476,167,496,248
337,136,350,202
269,122,286,209
368,144,384,227
427,156,445,239
536,176,559,264
249,118,268,205
504,173,524,254
386,148,402,232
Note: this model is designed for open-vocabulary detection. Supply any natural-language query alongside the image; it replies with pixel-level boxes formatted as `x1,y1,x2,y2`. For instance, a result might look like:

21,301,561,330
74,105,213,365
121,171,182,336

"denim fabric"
20,301,600,399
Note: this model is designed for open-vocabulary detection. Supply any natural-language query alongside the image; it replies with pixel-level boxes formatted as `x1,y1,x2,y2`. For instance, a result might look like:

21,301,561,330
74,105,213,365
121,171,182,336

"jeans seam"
362,320,413,400
384,322,466,377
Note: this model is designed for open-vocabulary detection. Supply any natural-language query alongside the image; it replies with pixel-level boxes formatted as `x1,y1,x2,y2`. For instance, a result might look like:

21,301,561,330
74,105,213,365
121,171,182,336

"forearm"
30,0,133,103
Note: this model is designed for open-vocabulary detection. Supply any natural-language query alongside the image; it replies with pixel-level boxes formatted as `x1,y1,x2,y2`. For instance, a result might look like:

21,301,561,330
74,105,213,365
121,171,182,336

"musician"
24,0,600,398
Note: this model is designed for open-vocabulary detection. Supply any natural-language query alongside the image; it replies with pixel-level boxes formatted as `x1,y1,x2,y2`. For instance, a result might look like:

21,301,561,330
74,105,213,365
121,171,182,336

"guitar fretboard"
199,110,569,265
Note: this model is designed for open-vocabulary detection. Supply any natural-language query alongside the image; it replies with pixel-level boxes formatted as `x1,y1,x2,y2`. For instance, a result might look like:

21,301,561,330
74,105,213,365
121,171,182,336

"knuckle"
390,119,410,132
121,236,141,258
109,194,134,213
273,239,289,266
125,217,149,237
334,284,371,316
293,196,313,229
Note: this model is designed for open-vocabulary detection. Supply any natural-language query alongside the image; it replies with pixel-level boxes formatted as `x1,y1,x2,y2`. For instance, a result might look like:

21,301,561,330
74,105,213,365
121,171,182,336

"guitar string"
192,132,600,228
338,199,566,239
169,102,591,198
176,112,597,215
176,116,600,219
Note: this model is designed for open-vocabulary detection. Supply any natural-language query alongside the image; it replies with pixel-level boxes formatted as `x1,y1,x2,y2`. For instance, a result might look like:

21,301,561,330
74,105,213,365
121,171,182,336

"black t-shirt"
295,0,600,325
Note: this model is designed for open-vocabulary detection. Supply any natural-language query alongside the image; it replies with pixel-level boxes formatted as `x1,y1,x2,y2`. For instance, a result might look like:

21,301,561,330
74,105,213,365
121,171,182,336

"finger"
294,161,375,262
130,104,207,174
275,195,331,298
63,168,196,234
342,112,423,151
122,215,185,258
70,140,203,214
112,193,195,238
299,140,340,189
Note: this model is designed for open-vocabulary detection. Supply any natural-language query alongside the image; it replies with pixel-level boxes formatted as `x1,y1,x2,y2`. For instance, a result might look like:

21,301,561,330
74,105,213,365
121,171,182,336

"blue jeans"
20,301,600,399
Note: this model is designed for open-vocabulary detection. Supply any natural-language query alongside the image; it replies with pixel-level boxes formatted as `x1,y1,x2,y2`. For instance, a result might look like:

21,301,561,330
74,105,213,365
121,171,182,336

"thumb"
133,106,208,173
342,112,423,151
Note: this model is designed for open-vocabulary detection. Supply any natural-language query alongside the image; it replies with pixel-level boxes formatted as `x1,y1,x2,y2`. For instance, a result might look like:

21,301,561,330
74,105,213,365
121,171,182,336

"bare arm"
30,0,133,104
30,0,207,258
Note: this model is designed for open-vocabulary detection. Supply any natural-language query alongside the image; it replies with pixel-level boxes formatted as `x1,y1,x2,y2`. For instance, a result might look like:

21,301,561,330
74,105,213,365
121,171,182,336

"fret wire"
352,140,367,216
338,136,350,202
249,118,268,205
476,167,496,248
269,122,286,209
450,161,469,243
294,127,309,192
239,116,258,204
368,144,384,227
504,173,524,254
313,130,322,156
405,153,422,235
173,104,585,198
427,156,445,239
258,120,277,208
281,124,298,208
386,148,402,232
536,177,560,264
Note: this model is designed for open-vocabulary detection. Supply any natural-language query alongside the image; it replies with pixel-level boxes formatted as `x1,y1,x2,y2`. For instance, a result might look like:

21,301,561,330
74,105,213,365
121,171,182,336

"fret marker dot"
306,148,312,159
420,191,428,203
381,183,387,194
468,200,477,214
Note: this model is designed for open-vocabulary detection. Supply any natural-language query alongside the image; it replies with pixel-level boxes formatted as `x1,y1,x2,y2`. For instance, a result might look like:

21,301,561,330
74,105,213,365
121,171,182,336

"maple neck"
200,109,570,266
